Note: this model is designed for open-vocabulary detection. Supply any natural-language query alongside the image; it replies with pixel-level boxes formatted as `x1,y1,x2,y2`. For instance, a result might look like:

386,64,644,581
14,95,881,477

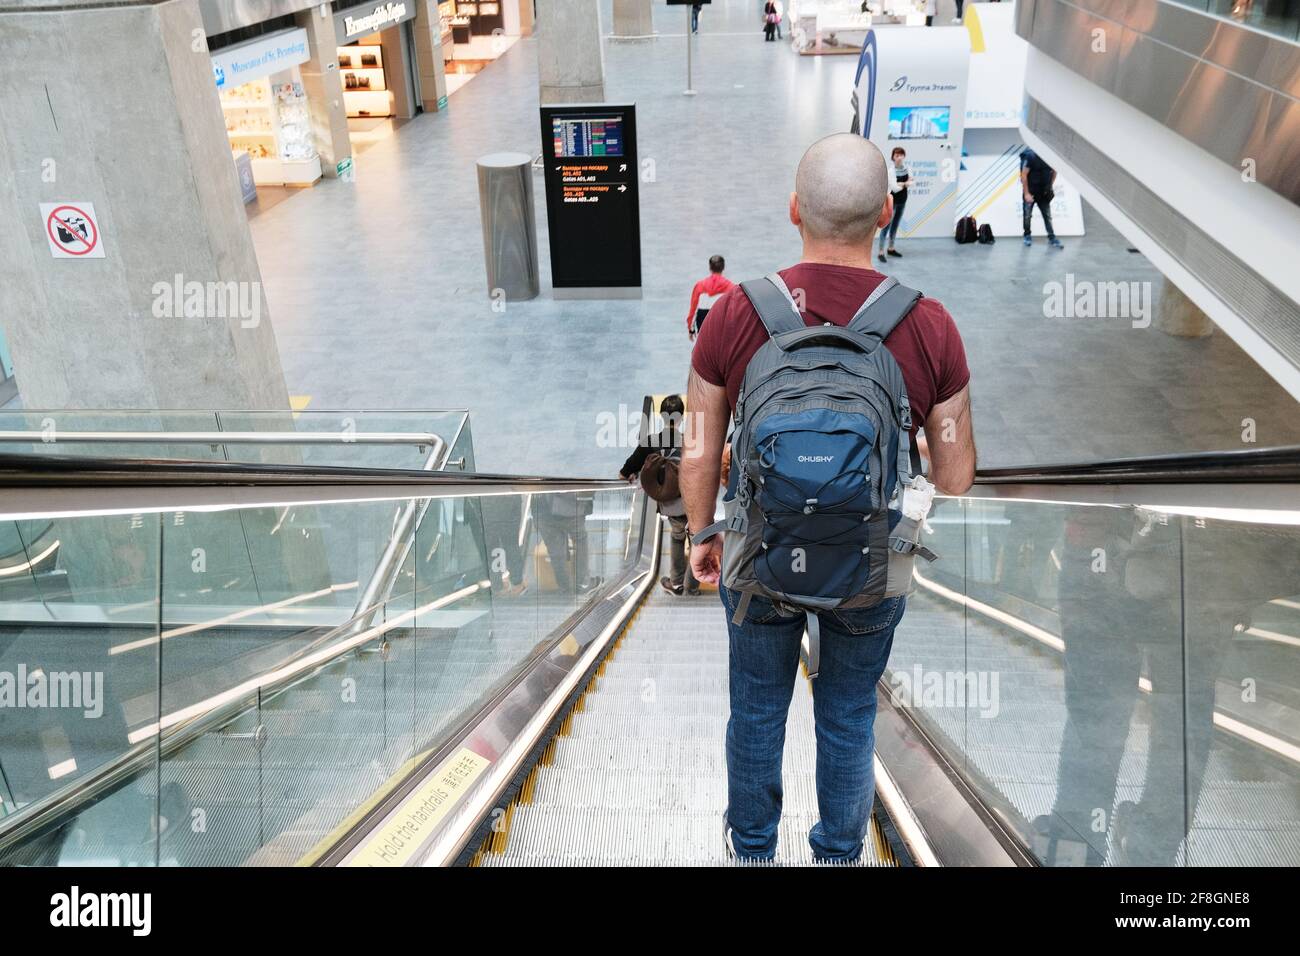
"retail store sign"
334,1,417,43
40,202,105,259
211,27,310,89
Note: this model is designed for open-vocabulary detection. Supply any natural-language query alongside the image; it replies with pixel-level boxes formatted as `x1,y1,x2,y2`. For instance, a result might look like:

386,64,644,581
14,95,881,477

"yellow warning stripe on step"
344,747,491,867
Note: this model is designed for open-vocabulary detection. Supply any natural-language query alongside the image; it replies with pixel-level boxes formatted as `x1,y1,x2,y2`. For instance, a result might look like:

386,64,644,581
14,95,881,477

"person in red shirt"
685,255,735,340
679,132,976,862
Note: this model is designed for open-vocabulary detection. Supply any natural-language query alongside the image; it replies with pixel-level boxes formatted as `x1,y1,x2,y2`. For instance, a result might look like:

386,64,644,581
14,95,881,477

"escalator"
0,440,1297,868
474,582,902,866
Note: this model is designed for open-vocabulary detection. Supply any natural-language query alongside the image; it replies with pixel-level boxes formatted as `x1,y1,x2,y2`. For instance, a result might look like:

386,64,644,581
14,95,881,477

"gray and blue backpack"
693,273,937,676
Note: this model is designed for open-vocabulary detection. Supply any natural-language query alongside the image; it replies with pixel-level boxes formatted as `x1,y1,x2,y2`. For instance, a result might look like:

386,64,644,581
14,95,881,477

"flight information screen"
552,114,625,157
539,104,641,290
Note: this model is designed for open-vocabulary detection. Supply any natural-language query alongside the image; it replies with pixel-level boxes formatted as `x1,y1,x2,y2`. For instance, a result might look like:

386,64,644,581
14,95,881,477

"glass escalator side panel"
888,492,1300,867
0,511,162,866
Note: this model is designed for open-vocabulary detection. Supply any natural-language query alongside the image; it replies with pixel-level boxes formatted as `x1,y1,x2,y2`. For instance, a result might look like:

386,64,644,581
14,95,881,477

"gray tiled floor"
248,0,1300,476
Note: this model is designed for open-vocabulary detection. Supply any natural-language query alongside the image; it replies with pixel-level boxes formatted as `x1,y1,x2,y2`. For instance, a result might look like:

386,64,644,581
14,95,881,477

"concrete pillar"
537,0,604,104
296,4,353,179
379,24,417,120
413,0,450,113
1154,277,1215,339
611,0,654,37
0,0,290,411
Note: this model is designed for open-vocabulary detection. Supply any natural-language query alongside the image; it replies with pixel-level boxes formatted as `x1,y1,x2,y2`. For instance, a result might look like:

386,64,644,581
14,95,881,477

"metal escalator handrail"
0,452,627,488
0,430,446,448
6,442,1300,488
974,444,1300,485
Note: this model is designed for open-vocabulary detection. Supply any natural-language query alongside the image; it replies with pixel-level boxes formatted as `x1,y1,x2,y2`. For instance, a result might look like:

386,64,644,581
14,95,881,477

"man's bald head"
793,133,891,245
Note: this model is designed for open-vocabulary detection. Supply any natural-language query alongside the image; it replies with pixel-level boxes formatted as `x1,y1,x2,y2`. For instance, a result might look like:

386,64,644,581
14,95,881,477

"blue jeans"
720,585,905,862
1023,195,1056,240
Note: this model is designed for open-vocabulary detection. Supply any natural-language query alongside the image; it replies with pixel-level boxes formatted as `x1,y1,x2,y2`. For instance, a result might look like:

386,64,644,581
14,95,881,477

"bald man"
681,133,975,863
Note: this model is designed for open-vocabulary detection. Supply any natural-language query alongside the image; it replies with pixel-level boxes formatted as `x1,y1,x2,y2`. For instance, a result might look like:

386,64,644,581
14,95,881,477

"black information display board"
539,103,641,294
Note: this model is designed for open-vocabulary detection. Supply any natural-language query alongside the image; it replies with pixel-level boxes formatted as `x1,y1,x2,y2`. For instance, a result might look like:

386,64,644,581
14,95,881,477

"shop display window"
338,41,395,118
219,74,320,185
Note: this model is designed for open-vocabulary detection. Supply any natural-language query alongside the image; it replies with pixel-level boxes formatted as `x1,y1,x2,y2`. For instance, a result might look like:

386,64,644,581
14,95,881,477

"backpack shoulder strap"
739,273,806,340
846,276,923,343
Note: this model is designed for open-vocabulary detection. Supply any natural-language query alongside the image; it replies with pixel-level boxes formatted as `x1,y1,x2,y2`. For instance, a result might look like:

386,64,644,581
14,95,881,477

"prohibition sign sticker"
40,202,105,259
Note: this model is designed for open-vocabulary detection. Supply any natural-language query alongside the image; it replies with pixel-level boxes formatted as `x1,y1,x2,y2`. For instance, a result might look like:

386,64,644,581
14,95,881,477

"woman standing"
877,147,911,263
763,1,778,41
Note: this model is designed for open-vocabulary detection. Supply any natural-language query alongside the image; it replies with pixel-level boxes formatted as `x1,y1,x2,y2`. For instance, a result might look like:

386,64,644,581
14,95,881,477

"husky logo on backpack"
693,274,939,677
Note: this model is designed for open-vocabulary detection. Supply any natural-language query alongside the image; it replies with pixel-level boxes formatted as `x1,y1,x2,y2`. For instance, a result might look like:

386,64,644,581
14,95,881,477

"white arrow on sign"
620,164,627,172
618,184,627,192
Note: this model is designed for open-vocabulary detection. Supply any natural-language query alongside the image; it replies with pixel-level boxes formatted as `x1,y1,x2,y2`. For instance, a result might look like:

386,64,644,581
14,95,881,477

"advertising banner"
852,27,970,238
964,1,1028,129
955,134,1085,237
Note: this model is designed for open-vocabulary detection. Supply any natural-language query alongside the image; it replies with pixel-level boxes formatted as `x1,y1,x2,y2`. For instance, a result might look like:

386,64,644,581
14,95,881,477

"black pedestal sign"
539,104,642,296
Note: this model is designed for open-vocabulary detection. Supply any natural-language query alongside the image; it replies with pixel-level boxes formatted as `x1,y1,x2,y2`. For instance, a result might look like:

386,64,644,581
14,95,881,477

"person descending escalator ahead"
621,394,698,597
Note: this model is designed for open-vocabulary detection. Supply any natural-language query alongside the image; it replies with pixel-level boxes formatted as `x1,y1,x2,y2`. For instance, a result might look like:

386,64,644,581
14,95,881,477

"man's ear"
876,193,894,230
789,191,801,228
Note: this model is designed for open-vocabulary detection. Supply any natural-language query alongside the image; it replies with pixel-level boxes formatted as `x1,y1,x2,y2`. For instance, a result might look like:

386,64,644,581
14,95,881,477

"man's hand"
691,536,723,585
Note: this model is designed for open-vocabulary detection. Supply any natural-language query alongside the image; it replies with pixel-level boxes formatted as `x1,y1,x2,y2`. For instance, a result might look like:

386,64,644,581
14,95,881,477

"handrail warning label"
345,747,490,867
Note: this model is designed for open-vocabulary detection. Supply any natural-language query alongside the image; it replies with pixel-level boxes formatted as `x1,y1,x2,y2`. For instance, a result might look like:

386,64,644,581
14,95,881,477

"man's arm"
922,385,976,495
686,282,703,332
1020,167,1032,202
619,442,650,480
681,369,730,583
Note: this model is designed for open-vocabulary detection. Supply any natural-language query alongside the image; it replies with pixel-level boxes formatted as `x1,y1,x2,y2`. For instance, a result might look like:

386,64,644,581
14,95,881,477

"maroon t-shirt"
691,263,970,435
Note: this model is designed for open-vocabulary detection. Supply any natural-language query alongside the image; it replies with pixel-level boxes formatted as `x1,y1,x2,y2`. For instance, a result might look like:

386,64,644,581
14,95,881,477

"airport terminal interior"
0,0,1298,872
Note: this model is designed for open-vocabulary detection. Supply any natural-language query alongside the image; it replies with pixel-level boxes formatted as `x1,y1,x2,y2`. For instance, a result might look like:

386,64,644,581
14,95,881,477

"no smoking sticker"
40,202,105,259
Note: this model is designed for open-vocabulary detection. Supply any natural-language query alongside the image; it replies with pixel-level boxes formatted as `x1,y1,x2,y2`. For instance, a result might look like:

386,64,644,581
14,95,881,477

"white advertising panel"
964,1,1028,129
852,27,970,238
